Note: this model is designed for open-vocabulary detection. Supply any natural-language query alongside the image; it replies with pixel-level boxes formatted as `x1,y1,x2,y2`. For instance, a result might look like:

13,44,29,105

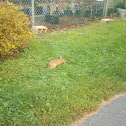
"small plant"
0,1,35,57
109,13,117,18
66,5,71,11
94,16,98,20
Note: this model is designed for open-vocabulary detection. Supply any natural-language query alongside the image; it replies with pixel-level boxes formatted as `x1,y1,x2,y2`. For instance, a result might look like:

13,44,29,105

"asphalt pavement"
78,95,126,126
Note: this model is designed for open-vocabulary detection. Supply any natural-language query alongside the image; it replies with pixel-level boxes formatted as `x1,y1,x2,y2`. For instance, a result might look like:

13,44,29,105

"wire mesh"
1,0,126,29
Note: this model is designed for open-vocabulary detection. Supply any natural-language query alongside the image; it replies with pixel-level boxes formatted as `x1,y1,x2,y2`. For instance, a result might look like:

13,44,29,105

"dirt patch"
69,93,126,126
37,19,101,38
0,54,19,65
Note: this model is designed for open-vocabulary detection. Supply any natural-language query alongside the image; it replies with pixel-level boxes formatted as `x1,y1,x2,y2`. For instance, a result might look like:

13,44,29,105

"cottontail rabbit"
48,56,65,68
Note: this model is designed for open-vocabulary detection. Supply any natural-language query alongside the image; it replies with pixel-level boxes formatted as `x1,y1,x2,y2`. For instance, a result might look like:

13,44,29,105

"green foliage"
66,5,71,10
0,1,35,57
0,19,126,125
115,0,125,5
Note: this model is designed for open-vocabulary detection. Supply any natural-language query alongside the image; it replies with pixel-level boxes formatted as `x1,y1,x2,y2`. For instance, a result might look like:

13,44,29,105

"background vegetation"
0,19,126,125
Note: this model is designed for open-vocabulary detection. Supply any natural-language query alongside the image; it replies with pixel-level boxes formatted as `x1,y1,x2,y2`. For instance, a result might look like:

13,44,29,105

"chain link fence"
1,0,126,29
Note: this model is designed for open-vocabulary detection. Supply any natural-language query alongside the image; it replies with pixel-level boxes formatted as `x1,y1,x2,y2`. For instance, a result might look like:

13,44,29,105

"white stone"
101,19,114,23
32,26,48,34
117,8,126,19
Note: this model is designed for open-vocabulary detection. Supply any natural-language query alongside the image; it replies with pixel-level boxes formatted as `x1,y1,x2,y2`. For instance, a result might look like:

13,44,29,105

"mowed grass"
0,19,126,126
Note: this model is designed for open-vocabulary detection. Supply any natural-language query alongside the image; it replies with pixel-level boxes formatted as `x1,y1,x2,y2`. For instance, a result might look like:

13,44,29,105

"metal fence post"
32,0,35,26
105,0,108,18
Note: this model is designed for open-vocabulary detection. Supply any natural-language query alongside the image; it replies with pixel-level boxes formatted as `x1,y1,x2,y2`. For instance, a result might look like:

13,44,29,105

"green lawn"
0,19,126,126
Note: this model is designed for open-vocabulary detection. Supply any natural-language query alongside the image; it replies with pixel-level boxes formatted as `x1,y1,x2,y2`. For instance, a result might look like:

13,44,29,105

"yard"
0,19,126,126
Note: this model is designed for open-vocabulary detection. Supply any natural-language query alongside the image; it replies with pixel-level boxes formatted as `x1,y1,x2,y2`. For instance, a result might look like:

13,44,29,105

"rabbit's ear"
60,56,63,59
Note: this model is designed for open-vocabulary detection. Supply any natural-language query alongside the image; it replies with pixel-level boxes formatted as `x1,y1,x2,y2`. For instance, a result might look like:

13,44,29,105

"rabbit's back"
48,59,62,68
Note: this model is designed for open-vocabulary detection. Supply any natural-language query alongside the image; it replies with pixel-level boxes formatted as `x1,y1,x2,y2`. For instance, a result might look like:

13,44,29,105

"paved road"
78,95,126,126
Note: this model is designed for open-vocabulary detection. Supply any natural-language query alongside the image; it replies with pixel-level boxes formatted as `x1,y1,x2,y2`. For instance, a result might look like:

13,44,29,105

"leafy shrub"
0,1,35,57
115,0,125,5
